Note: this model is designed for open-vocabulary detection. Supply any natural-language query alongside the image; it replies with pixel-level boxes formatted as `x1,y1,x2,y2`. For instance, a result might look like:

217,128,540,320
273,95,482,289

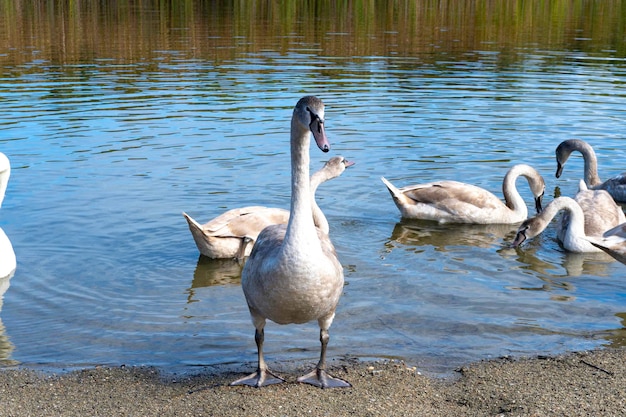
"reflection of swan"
388,219,517,250
381,164,545,224
231,96,350,388
0,152,16,279
183,157,353,260
586,223,626,264
513,194,624,253
191,256,242,288
0,272,15,365
555,139,626,202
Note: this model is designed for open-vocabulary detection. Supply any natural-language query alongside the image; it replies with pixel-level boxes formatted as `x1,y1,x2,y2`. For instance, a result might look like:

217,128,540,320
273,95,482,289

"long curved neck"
310,170,329,235
501,166,527,215
546,197,586,237
574,142,602,186
284,118,317,249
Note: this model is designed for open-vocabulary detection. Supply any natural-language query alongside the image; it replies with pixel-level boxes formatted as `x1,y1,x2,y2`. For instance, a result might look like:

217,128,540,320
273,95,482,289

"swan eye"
306,107,324,133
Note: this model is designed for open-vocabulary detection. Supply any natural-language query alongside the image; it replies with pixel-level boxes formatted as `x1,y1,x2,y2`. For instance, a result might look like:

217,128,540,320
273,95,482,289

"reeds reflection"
1,0,624,67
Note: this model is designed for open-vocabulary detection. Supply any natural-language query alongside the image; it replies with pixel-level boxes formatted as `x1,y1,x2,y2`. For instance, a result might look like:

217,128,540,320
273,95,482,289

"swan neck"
575,142,602,186
501,167,525,214
285,119,316,244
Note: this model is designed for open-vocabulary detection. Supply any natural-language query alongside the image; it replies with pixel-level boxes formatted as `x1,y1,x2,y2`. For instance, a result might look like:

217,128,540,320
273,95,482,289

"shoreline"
1,348,625,416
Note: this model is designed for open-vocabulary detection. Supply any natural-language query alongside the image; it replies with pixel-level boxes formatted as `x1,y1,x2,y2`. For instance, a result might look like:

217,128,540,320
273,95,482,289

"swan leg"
297,328,351,388
230,327,285,388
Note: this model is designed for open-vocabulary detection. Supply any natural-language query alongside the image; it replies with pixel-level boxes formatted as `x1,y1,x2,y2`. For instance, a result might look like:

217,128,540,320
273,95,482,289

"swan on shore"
230,96,350,388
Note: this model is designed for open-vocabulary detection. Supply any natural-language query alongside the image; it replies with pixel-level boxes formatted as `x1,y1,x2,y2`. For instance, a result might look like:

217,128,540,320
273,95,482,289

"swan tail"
381,176,409,205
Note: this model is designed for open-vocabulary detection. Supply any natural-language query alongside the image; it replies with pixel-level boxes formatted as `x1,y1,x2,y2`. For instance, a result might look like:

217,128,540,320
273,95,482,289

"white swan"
381,164,545,224
182,156,353,260
0,153,16,279
555,139,626,202
230,96,350,388
586,222,626,264
559,180,626,241
512,189,625,253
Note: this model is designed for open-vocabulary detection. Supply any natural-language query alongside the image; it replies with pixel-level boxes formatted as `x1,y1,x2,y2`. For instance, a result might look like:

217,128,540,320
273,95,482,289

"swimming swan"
230,96,350,388
512,188,625,253
381,164,545,224
555,139,626,202
182,156,353,260
0,153,15,279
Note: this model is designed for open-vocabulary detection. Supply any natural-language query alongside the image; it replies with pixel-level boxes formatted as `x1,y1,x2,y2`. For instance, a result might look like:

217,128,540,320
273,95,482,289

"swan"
182,156,353,260
555,139,626,202
0,152,16,279
381,164,545,224
586,223,626,264
230,96,350,388
512,186,625,253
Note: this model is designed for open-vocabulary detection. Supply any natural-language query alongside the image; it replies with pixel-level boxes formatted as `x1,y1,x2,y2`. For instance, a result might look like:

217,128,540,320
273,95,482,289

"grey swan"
513,181,626,253
182,156,353,260
555,139,626,203
381,164,545,224
230,96,350,388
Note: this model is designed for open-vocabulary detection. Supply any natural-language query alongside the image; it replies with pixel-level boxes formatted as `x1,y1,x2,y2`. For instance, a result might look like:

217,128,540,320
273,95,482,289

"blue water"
1,48,626,376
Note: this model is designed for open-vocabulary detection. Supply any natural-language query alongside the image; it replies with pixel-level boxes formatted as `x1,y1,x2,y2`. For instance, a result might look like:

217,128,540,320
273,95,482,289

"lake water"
0,1,625,377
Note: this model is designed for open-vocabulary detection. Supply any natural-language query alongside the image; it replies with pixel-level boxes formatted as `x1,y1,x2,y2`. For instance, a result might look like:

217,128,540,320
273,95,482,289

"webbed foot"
297,368,351,388
230,369,285,388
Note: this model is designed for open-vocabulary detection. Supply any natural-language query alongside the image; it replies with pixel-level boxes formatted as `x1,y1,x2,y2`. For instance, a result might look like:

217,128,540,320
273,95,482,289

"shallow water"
0,2,626,376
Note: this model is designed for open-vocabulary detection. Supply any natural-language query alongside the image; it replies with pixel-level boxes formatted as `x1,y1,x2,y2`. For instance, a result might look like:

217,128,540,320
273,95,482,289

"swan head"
322,156,355,179
295,96,330,153
555,139,591,178
512,220,533,248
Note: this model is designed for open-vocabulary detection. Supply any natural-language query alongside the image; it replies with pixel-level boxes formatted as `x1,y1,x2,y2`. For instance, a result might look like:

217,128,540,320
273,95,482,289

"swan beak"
344,159,355,168
310,118,330,153
534,193,544,213
512,229,527,248
555,162,564,178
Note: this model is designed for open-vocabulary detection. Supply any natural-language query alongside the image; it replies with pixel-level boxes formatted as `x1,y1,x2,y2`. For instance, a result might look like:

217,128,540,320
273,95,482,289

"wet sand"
1,348,625,416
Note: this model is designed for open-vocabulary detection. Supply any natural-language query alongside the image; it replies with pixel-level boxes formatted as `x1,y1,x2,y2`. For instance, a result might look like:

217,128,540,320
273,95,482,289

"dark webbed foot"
230,368,285,388
297,368,351,388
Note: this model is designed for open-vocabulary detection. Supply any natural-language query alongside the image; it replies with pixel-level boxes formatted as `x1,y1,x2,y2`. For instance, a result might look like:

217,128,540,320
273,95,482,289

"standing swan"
230,96,350,388
0,153,16,279
381,164,545,224
555,139,626,202
182,156,353,260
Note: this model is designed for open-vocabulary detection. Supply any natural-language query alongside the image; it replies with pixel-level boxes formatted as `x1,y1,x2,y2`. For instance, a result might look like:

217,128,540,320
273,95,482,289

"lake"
0,1,625,377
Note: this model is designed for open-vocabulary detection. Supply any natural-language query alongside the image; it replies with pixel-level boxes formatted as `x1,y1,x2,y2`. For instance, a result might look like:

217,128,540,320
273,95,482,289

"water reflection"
386,219,517,251
186,256,242,304
0,272,15,366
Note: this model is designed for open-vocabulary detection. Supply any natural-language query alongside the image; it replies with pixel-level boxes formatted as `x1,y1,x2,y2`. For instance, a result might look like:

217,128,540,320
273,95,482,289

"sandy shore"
1,348,625,416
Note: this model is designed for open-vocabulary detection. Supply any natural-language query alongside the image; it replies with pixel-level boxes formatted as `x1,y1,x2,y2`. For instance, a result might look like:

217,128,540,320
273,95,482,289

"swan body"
586,223,626,264
381,164,545,224
558,180,626,241
183,156,353,260
230,96,350,388
0,153,15,279
555,139,626,202
512,192,625,253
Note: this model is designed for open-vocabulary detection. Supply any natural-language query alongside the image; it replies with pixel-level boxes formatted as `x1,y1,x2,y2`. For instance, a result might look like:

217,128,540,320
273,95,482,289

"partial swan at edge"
0,152,15,279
